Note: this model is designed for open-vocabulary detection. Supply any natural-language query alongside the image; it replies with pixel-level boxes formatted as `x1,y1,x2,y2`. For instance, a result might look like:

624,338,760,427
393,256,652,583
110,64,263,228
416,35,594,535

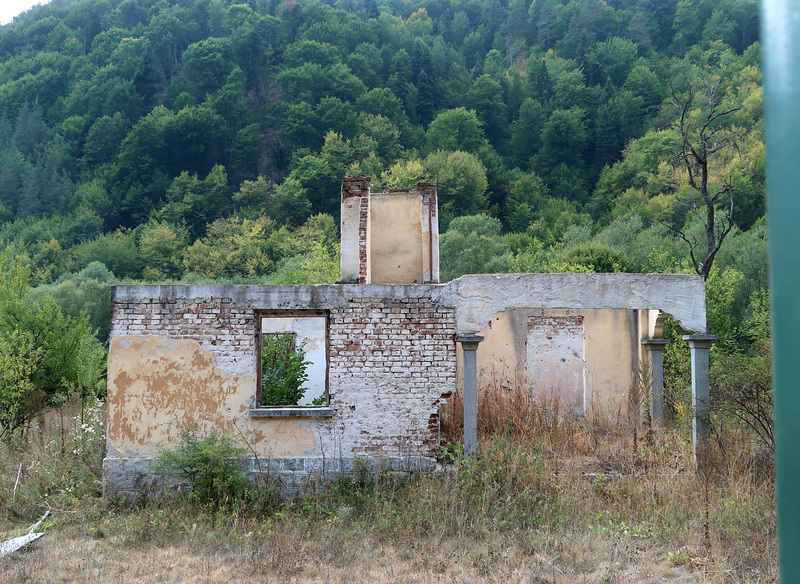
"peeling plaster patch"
108,336,259,457
250,421,317,457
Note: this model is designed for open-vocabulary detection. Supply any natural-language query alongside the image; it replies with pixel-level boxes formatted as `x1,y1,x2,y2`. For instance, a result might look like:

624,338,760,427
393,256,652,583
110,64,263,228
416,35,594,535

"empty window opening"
258,313,328,407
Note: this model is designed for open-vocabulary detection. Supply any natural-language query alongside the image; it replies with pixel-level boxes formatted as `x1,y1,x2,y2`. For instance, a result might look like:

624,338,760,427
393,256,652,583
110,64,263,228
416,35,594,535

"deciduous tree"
0,251,104,439
657,70,740,281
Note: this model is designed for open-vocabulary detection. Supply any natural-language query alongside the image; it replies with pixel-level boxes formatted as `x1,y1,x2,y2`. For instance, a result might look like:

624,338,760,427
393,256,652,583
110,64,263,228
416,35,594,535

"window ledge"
249,406,336,418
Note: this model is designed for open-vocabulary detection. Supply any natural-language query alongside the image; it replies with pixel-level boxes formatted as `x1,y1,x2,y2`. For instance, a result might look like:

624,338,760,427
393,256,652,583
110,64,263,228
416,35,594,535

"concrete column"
683,334,717,454
456,334,483,458
642,339,669,427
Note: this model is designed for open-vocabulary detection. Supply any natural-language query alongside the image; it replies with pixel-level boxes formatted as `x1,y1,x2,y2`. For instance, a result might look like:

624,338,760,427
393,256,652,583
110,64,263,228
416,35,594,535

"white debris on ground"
0,507,49,558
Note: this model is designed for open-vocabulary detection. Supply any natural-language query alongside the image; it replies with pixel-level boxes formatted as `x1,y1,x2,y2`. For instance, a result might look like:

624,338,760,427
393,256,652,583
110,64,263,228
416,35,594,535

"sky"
0,0,50,25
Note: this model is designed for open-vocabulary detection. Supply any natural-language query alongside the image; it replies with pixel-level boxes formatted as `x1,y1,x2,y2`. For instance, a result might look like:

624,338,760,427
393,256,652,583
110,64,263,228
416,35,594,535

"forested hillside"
0,0,764,322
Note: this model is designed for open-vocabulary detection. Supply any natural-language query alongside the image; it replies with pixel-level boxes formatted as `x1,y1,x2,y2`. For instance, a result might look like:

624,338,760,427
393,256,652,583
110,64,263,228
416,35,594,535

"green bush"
153,429,248,507
261,334,311,406
0,251,106,439
711,340,773,460
710,291,774,461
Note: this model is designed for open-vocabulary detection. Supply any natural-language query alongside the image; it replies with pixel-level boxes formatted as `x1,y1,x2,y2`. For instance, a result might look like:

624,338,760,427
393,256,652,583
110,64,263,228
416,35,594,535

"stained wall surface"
104,274,706,499
105,284,457,499
369,192,424,284
472,308,644,419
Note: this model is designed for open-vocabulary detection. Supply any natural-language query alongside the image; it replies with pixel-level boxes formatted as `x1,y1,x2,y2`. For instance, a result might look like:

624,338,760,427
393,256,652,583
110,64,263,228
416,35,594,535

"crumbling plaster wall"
105,284,456,499
104,273,705,499
340,176,439,285
472,308,644,419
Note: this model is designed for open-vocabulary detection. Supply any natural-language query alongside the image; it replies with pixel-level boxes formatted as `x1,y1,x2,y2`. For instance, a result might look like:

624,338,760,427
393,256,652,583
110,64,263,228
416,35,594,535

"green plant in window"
261,333,311,406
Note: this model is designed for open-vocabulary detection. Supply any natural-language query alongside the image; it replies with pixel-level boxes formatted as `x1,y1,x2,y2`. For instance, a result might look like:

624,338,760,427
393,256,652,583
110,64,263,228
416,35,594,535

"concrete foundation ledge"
103,455,439,502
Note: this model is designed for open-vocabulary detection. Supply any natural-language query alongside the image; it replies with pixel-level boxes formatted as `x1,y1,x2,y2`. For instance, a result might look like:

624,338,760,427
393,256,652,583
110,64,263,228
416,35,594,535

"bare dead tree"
658,71,741,281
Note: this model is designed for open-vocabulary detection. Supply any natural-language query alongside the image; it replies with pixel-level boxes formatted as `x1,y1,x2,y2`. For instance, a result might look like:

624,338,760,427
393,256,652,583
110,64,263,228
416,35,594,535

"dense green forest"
0,0,764,333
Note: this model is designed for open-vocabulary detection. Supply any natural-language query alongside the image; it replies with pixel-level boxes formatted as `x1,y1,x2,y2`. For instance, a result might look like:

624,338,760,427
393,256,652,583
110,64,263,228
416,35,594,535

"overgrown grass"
0,400,104,524
0,392,777,583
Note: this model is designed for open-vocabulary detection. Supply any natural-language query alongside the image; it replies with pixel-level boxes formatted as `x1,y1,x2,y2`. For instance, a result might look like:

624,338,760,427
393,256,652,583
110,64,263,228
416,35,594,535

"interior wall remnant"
525,315,585,415
339,176,439,285
369,191,424,284
469,307,642,420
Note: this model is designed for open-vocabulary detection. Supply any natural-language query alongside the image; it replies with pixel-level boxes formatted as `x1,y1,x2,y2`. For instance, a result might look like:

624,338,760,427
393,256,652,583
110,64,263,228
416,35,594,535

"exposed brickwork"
527,315,584,336
108,286,457,491
111,296,255,374
416,182,437,202
329,296,456,455
341,174,371,200
358,196,369,284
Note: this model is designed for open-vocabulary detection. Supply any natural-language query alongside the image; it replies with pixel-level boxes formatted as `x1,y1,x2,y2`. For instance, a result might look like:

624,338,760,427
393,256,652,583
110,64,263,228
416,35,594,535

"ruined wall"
340,175,370,284
369,192,425,284
339,176,440,285
471,308,643,419
329,296,455,455
104,274,706,500
104,285,456,500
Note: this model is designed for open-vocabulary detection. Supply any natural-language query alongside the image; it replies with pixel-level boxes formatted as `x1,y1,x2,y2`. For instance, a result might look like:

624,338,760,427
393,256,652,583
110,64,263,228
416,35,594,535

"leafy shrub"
261,334,311,406
0,251,105,439
29,261,115,344
154,429,248,506
439,214,511,280
710,292,773,461
711,340,773,460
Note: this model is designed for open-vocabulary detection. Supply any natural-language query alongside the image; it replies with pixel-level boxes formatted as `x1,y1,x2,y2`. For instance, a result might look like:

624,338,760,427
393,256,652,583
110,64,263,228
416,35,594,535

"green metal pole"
763,2,800,579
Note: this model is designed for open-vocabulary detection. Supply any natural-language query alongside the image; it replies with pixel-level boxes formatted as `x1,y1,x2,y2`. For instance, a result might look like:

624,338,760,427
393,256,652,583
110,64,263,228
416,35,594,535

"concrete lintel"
113,274,706,334
111,283,453,309
452,273,707,334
